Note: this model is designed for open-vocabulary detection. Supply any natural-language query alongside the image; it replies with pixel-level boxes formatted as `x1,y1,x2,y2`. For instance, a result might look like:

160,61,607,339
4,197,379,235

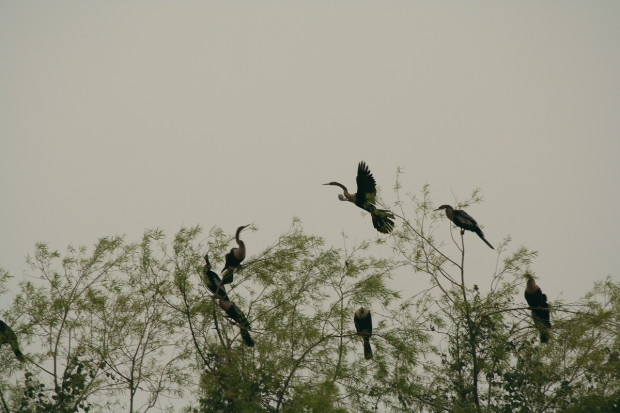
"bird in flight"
324,161,395,234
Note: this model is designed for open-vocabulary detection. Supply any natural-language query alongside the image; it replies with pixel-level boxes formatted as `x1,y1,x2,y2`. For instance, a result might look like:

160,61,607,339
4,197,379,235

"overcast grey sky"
1,2,619,306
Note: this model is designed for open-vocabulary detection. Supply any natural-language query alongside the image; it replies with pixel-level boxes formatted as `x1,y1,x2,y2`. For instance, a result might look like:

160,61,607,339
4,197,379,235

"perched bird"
202,254,229,300
354,307,373,360
221,225,250,284
324,161,395,234
524,274,551,343
435,204,494,249
219,299,254,347
0,319,26,362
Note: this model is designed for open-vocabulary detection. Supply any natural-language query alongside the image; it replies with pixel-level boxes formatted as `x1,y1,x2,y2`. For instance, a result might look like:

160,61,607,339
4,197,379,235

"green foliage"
17,357,94,412
283,381,348,413
1,181,618,412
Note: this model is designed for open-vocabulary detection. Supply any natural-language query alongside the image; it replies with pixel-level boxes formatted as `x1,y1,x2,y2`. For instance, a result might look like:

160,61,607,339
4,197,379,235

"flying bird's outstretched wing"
325,161,395,234
355,161,377,209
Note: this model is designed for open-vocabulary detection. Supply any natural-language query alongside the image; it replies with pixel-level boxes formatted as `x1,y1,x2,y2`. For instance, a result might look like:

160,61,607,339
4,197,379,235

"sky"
1,1,619,310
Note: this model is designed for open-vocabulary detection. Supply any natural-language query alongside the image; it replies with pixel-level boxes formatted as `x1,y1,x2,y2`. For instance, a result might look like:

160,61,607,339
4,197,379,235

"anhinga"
221,224,250,284
524,274,551,343
0,320,26,362
324,161,395,234
435,204,494,249
202,254,229,301
219,299,255,347
354,307,373,360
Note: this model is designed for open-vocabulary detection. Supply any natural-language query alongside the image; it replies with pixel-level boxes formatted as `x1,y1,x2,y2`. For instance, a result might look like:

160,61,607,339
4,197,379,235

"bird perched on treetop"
201,254,229,300
435,204,494,249
0,319,26,362
324,161,395,234
219,299,254,347
354,307,373,360
221,225,250,284
524,273,551,343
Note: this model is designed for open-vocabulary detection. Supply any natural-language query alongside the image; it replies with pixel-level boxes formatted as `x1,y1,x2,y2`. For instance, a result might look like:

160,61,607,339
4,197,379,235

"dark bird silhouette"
524,274,551,343
354,307,373,360
435,204,494,249
219,299,254,347
221,225,250,284
0,320,26,362
324,161,395,234
201,254,229,300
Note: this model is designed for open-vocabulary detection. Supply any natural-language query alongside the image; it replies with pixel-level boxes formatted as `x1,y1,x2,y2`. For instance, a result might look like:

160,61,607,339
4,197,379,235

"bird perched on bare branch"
219,299,254,347
324,161,395,234
435,204,494,249
354,307,373,360
221,225,250,284
202,254,229,301
0,320,26,362
524,273,551,343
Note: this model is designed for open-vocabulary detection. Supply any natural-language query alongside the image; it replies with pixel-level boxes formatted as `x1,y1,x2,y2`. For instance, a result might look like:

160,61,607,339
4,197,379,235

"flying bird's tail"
363,337,373,360
371,209,395,234
476,230,494,249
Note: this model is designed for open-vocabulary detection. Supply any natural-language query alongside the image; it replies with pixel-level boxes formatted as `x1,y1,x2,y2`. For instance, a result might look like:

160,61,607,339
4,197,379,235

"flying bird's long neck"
333,182,355,202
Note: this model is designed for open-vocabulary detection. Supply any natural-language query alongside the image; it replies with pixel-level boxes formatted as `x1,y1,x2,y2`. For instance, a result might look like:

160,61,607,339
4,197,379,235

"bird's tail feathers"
372,209,395,234
476,231,495,249
363,337,373,360
240,328,255,347
14,348,26,363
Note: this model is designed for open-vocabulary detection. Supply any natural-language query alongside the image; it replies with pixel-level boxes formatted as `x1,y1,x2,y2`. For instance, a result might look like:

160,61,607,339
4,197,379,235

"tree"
1,235,192,412
386,175,620,412
1,178,618,412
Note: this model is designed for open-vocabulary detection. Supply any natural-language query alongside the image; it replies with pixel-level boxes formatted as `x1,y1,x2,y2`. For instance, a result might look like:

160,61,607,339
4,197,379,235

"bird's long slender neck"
444,206,455,221
525,276,539,294
234,241,246,258
333,182,356,202
235,227,244,245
